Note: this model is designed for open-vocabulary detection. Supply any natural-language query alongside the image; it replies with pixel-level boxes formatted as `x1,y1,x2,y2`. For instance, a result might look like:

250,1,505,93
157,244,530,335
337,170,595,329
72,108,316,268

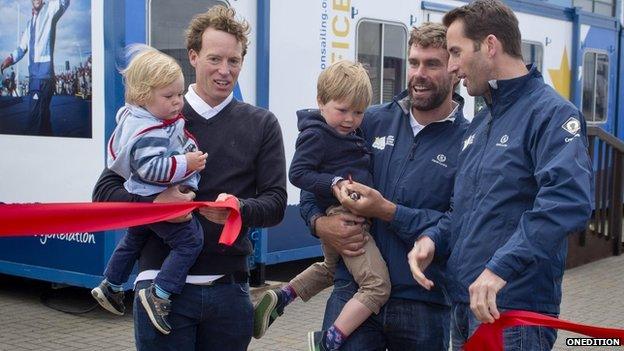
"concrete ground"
0,255,623,350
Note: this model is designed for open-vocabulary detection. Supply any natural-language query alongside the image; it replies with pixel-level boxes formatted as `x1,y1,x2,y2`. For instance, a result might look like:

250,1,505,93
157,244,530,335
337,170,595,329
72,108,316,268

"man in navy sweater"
409,1,592,350
301,23,468,350
92,5,286,351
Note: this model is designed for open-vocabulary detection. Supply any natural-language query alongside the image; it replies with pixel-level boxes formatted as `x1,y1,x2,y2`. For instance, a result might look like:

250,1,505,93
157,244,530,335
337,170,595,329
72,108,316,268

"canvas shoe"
138,284,172,335
91,281,125,315
253,289,286,338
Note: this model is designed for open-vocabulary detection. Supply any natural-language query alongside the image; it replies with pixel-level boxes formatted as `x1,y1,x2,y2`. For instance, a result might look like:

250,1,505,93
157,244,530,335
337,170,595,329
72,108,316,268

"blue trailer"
0,0,622,288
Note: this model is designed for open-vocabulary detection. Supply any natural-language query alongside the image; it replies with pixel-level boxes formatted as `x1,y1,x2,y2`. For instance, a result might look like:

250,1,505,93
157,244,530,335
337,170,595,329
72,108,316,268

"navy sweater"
93,98,287,275
289,109,373,210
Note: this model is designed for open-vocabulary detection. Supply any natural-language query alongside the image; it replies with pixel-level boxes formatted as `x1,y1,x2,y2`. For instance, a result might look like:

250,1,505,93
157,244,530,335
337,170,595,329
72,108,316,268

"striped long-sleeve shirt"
107,104,200,196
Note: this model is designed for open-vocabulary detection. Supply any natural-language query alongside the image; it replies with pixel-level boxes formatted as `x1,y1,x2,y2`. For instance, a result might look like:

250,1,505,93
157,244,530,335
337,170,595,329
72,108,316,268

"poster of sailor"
0,0,91,138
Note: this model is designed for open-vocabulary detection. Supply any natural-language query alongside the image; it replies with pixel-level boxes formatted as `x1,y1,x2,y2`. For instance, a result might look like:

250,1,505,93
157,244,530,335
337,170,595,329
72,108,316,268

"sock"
154,284,171,300
324,325,347,350
280,284,298,306
105,279,123,292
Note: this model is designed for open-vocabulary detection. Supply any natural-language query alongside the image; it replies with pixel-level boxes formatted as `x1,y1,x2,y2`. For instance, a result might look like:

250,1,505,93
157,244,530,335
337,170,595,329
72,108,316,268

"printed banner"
465,310,624,350
0,198,242,245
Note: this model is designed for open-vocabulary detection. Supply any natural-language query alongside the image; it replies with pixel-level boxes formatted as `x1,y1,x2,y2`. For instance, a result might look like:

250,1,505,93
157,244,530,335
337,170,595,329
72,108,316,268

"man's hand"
468,268,507,323
154,185,195,223
315,212,367,257
407,236,436,290
337,182,396,221
198,193,236,225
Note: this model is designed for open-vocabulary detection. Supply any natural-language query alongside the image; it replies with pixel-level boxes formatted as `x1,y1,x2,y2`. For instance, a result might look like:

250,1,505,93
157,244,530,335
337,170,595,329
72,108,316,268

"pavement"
0,255,623,350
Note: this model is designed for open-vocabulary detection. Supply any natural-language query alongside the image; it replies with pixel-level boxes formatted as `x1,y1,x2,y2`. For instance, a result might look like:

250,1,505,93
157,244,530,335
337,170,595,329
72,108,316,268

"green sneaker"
253,289,285,338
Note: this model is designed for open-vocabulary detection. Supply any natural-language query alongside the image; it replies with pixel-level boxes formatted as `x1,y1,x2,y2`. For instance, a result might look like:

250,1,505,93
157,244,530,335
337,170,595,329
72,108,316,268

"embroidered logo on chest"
372,136,395,150
462,134,475,151
495,134,509,148
431,154,448,167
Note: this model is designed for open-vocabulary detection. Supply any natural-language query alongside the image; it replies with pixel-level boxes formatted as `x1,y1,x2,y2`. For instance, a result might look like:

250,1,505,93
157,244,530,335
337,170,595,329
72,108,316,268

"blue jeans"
323,280,450,351
104,216,203,294
134,280,253,350
450,303,558,351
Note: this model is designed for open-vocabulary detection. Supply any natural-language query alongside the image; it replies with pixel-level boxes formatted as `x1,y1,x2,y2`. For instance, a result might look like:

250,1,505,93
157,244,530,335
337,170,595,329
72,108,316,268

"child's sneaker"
307,330,328,351
91,281,125,315
253,288,285,338
138,284,172,335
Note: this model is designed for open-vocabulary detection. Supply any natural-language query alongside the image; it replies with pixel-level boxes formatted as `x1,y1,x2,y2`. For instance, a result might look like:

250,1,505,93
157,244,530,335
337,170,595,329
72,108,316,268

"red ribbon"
465,310,624,350
0,197,242,245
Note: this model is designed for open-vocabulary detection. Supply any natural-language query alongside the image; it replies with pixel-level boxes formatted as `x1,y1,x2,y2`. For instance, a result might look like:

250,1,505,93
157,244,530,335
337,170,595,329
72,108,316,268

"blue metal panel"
251,205,322,265
256,0,270,108
571,7,581,107
267,205,320,253
578,11,619,30
0,260,102,289
125,0,146,44
453,0,572,21
421,1,455,13
617,28,624,140
266,246,323,265
103,0,131,269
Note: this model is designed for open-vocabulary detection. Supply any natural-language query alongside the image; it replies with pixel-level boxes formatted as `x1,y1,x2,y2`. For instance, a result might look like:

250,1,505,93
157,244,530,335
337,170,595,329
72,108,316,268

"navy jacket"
301,91,468,305
289,109,373,210
425,67,593,313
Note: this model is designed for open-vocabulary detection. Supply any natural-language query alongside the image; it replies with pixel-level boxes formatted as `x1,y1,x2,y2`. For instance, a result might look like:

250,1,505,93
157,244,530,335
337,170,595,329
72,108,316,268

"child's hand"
185,151,207,172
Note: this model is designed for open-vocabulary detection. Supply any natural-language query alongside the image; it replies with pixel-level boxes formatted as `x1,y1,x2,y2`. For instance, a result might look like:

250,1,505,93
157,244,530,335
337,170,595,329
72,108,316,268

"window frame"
520,40,544,72
573,0,615,17
581,49,610,125
354,18,408,105
147,0,229,46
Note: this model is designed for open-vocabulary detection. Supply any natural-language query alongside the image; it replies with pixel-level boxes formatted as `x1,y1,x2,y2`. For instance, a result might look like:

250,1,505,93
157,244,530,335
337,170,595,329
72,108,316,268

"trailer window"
149,0,227,90
356,21,407,104
573,0,615,17
581,51,609,123
521,41,543,71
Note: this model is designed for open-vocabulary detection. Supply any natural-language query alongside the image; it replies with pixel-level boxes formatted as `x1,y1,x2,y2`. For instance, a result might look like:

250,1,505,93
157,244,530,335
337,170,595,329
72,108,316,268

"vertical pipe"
256,0,270,109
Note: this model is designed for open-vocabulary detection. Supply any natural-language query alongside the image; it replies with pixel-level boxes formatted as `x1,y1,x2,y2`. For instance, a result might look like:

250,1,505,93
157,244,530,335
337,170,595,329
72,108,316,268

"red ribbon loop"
465,310,624,350
0,198,242,245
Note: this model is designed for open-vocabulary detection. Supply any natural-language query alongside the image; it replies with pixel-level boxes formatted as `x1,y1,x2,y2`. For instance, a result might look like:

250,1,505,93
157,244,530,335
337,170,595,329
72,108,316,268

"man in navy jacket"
409,1,593,350
301,23,468,350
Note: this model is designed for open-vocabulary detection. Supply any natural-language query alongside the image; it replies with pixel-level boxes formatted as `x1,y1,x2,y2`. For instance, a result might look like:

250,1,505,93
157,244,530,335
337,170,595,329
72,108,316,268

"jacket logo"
496,134,509,148
432,154,448,167
462,134,475,151
562,117,581,136
372,136,395,150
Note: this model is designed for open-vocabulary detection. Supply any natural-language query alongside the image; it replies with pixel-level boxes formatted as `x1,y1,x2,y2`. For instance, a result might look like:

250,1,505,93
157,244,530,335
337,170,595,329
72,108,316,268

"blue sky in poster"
0,0,91,80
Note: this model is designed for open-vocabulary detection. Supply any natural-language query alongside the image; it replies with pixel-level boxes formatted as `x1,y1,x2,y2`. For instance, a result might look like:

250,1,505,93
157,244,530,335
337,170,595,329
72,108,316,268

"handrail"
588,126,624,153
585,126,623,256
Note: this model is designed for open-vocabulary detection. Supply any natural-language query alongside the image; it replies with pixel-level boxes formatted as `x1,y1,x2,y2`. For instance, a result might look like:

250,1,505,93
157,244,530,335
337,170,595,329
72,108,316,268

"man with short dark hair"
301,22,468,350
408,1,593,350
93,5,287,351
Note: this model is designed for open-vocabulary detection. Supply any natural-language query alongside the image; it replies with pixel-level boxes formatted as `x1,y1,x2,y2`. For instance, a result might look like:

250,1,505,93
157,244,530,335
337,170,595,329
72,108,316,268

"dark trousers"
323,279,450,351
134,280,253,351
27,78,54,136
104,216,204,295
